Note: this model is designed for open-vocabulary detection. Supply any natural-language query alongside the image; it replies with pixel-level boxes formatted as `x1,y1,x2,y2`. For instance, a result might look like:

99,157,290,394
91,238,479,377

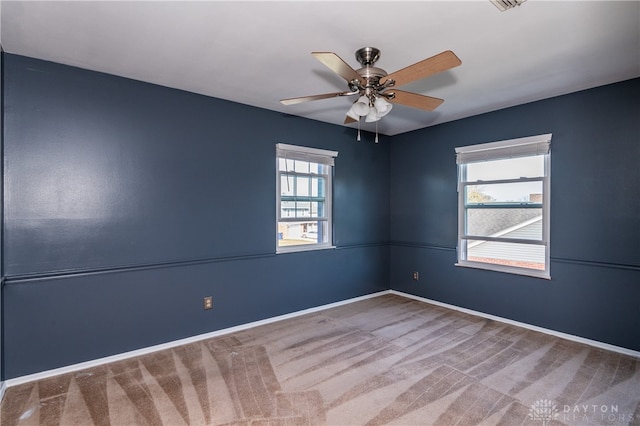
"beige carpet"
1,294,639,425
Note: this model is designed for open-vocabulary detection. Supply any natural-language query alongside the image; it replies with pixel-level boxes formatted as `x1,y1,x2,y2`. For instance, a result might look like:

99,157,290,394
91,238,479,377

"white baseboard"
5,291,390,388
390,290,640,359
5,289,638,388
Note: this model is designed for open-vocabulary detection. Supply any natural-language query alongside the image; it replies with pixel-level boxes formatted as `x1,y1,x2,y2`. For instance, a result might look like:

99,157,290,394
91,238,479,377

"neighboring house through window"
455,134,552,278
276,143,337,253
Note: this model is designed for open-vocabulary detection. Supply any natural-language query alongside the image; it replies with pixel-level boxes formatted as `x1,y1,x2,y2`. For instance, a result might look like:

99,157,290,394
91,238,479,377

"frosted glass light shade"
365,109,381,122
346,104,361,120
374,97,393,117
346,95,392,122
352,96,370,116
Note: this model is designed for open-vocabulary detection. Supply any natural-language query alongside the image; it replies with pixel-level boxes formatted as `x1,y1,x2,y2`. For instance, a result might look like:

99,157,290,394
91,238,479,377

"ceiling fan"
280,47,462,126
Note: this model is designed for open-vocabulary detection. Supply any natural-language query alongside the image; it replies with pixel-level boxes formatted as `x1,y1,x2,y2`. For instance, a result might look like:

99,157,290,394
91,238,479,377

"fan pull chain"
357,118,361,142
375,121,379,144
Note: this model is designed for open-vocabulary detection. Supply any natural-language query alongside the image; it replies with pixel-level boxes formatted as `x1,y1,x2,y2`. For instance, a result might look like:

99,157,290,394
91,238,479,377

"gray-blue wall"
389,78,640,351
1,53,638,380
1,54,390,379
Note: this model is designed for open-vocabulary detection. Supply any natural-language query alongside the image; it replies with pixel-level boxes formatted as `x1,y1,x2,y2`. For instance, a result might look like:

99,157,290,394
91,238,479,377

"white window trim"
455,134,551,279
276,143,337,254
276,143,338,165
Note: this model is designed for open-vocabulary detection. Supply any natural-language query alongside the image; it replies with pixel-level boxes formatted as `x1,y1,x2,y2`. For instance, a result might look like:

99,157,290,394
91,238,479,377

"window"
455,134,551,278
276,143,337,253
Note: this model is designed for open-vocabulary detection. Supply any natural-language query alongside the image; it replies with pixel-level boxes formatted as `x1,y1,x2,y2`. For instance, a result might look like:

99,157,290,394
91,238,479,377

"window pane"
465,181,543,204
456,136,550,277
310,201,325,218
280,176,294,196
296,201,311,217
466,208,543,239
277,144,335,253
280,201,296,218
296,177,310,196
294,160,309,173
279,158,294,171
311,177,325,197
282,202,307,218
277,221,327,247
279,160,328,175
466,156,544,181
465,240,546,270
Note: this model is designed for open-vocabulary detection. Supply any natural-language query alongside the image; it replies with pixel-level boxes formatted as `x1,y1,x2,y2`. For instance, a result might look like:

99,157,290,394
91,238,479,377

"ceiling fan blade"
380,50,461,88
312,52,362,83
344,115,357,124
386,89,444,111
280,91,357,105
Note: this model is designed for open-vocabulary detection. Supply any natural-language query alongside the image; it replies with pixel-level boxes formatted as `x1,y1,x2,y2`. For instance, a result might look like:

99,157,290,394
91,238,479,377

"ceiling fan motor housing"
356,67,392,101
354,47,391,95
355,47,381,66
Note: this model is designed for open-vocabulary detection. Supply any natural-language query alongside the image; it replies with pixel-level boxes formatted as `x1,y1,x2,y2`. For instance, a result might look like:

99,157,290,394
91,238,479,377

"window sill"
277,245,336,254
455,261,551,280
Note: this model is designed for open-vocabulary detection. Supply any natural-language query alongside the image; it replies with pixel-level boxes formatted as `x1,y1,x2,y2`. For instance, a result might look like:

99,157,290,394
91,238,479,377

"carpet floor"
1,293,639,425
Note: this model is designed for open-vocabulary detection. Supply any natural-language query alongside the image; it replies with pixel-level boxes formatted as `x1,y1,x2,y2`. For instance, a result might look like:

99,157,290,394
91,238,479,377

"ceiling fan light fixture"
365,108,382,123
490,0,526,12
352,96,370,116
374,97,393,117
346,104,361,120
346,94,392,123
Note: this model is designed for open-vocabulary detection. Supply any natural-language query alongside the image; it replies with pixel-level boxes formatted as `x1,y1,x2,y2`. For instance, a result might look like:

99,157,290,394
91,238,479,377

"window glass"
466,156,544,181
465,182,543,205
466,209,543,240
455,134,551,278
276,144,337,252
464,240,546,271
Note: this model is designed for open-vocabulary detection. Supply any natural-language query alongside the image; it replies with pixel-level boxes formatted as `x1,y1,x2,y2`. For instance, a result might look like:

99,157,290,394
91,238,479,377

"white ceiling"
1,1,639,136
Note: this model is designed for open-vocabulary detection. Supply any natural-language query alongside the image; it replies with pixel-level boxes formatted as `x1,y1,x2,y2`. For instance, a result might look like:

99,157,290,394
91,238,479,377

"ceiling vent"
491,0,527,12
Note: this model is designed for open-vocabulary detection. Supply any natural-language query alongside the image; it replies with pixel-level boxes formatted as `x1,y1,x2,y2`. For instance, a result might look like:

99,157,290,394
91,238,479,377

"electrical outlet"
412,271,419,281
203,296,213,310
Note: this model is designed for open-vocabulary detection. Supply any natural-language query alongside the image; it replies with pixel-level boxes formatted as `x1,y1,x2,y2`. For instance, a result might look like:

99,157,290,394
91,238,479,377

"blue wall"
2,53,638,380
389,78,640,351
1,54,390,378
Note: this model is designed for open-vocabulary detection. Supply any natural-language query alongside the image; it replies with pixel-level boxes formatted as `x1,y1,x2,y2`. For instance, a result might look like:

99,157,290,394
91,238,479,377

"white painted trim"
276,143,338,159
455,260,551,280
5,291,391,388
0,381,6,403
390,290,640,359
455,133,552,155
276,244,336,254
5,289,638,388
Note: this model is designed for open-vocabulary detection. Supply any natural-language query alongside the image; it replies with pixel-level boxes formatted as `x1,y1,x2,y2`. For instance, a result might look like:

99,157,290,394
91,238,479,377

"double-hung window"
276,143,337,253
455,134,551,279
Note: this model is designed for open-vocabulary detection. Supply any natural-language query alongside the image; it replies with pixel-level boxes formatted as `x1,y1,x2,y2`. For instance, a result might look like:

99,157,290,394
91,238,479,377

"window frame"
276,143,338,254
455,134,552,279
